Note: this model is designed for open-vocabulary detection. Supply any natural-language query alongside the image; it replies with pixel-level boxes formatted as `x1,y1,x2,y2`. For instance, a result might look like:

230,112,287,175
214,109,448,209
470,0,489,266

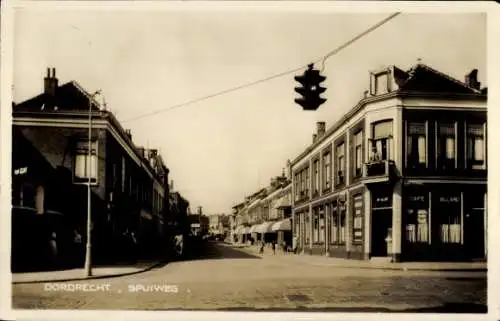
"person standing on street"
292,234,298,254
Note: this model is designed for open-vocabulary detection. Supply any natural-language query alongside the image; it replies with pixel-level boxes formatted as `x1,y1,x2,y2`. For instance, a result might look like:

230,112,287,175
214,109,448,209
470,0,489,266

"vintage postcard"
1,1,498,320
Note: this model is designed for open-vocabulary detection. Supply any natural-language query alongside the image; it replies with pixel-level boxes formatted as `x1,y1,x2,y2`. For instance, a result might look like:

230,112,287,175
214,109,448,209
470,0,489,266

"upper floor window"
354,131,363,177
407,122,427,169
305,167,310,196
294,173,300,201
371,121,393,161
336,143,345,185
467,123,485,170
74,141,98,183
322,152,331,191
313,159,320,197
437,122,456,169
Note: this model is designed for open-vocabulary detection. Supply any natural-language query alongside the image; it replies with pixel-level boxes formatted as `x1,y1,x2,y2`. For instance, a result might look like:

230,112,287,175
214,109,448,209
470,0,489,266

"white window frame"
73,140,99,185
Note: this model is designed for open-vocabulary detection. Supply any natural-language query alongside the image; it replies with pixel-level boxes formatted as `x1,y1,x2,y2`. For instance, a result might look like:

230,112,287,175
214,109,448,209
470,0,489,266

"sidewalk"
236,243,487,272
12,261,164,284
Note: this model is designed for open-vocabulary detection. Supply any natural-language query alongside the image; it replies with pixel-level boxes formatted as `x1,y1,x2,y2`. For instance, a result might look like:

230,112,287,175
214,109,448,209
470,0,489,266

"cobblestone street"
12,242,487,312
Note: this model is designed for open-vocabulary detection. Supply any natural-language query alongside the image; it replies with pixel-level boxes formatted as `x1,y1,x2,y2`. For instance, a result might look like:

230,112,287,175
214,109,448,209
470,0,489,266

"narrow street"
12,241,486,312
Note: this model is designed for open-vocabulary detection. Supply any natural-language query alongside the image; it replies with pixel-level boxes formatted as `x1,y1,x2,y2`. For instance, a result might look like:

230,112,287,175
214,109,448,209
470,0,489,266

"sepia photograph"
2,1,494,318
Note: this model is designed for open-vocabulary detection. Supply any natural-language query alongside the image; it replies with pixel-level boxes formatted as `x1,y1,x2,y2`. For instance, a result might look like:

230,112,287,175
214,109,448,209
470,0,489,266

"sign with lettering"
372,194,392,209
439,196,460,204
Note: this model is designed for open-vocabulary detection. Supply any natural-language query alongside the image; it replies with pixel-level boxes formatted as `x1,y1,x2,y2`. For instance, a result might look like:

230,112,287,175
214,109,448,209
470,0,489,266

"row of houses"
11,68,192,271
231,169,293,250
232,62,487,262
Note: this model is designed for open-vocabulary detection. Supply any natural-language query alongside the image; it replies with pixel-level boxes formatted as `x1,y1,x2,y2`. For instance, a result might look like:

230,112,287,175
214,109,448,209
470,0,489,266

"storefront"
402,183,486,261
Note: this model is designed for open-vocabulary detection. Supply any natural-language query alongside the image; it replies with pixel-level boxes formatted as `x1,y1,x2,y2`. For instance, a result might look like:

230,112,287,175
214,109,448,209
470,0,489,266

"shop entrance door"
464,209,485,259
371,209,392,257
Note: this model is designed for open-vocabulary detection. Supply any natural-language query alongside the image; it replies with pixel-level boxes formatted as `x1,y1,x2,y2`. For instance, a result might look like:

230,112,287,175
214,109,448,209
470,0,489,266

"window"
313,160,320,197
339,206,346,244
313,208,319,243
319,209,325,244
294,173,300,201
437,195,461,244
13,182,36,208
371,121,393,161
329,205,338,245
305,167,310,197
374,73,389,95
336,143,345,184
74,141,98,183
405,194,429,244
354,131,363,177
323,152,331,191
438,123,456,169
407,122,427,169
467,123,485,169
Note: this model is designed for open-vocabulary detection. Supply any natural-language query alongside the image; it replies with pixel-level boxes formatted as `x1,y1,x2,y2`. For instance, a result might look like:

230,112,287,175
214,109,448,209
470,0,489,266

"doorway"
463,209,485,259
371,209,392,257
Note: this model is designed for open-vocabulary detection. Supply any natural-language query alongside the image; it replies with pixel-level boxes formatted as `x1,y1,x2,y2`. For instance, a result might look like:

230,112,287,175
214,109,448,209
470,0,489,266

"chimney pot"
465,69,480,89
312,133,317,143
316,121,326,136
44,67,58,96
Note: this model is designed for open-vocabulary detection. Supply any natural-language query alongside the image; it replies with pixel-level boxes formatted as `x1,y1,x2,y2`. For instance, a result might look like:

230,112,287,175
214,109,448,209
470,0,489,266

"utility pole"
84,90,101,277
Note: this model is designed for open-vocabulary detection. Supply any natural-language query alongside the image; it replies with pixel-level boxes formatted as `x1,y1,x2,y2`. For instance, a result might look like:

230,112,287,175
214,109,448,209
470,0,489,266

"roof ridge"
413,63,481,94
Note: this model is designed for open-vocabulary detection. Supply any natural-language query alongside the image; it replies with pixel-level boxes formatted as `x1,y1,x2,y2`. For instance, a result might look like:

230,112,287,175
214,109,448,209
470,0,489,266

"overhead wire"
123,12,401,123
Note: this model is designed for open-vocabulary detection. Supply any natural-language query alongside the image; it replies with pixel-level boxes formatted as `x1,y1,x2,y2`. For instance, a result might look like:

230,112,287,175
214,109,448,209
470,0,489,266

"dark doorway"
463,209,485,259
371,209,392,257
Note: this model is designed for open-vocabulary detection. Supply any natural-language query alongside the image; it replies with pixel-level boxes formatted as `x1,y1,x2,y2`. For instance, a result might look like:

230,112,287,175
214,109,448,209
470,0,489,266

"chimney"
148,149,158,159
125,129,132,140
170,180,174,190
465,69,481,90
363,90,369,98
312,133,317,143
138,147,145,158
44,67,58,96
316,121,326,136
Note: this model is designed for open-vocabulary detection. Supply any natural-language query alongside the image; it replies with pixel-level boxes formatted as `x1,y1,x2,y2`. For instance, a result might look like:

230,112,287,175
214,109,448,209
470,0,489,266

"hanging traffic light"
294,63,327,111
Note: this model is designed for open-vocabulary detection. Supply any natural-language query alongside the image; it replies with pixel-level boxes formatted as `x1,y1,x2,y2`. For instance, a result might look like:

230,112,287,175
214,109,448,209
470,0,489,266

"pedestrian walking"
292,234,298,254
259,240,264,254
271,241,276,255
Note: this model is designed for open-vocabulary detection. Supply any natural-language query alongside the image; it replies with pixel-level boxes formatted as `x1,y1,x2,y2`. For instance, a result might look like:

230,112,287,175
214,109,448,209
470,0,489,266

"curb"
12,261,165,285
236,246,487,273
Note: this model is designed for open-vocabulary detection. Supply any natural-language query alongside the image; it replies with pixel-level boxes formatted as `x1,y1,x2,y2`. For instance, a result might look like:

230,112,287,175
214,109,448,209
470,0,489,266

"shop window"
74,141,98,183
437,195,461,244
353,195,364,245
354,131,363,177
313,209,319,243
304,213,311,244
336,143,345,185
406,208,429,243
467,123,485,170
407,122,427,169
370,120,393,161
437,123,456,170
330,205,338,245
339,208,346,244
319,209,325,244
322,152,331,192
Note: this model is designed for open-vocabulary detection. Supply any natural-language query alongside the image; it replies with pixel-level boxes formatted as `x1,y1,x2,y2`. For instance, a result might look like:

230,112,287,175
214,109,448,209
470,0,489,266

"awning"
271,219,292,231
249,224,260,233
256,222,275,234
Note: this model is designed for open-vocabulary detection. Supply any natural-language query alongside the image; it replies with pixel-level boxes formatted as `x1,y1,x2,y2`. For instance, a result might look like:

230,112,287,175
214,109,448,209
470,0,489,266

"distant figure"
259,241,264,254
271,241,276,255
292,235,298,254
49,232,58,268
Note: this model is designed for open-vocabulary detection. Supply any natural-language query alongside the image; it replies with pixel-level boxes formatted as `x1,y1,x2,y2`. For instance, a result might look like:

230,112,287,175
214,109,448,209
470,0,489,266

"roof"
290,63,487,167
14,80,169,184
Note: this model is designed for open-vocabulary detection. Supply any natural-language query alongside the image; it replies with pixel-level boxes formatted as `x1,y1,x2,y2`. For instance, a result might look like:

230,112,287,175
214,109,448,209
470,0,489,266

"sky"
13,7,486,214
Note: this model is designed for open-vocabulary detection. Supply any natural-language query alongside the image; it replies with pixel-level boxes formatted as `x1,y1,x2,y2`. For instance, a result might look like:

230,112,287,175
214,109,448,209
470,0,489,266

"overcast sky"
13,7,486,214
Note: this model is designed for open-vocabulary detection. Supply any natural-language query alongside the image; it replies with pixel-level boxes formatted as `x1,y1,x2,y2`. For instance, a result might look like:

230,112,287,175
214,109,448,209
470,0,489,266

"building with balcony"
291,63,487,262
11,68,170,270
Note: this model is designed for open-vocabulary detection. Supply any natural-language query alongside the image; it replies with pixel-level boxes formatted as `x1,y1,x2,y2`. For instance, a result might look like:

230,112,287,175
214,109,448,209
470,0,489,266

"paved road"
12,241,486,312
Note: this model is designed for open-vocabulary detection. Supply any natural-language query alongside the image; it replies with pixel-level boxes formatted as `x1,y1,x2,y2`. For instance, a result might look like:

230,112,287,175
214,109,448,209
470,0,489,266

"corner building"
291,63,487,262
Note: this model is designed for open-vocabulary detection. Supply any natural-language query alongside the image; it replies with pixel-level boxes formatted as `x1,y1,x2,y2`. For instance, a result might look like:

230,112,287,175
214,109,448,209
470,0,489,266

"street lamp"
84,90,101,277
